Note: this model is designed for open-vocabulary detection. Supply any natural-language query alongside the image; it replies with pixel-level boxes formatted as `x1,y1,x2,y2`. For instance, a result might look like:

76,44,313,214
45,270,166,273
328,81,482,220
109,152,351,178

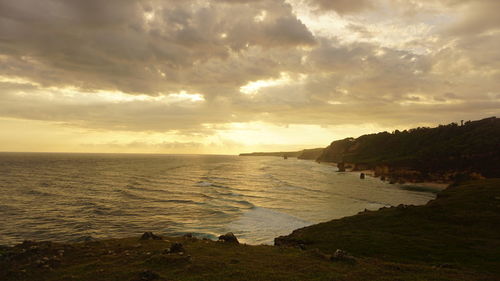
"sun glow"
168,91,205,102
51,88,206,105
0,75,39,86
240,72,293,95
3,76,206,105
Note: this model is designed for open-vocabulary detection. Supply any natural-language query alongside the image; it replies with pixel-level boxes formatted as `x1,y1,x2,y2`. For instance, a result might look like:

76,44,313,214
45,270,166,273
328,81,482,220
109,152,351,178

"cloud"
0,0,498,153
305,0,372,14
426,0,500,36
0,0,315,95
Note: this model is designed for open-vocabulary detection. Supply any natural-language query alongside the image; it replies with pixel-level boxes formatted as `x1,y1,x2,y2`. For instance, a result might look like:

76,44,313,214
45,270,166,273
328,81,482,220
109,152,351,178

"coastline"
0,153,439,248
2,179,499,281
312,158,451,190
354,168,449,190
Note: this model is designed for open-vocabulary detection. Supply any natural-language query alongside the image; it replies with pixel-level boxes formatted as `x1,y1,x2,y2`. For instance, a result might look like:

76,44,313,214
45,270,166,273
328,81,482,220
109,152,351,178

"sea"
0,153,438,245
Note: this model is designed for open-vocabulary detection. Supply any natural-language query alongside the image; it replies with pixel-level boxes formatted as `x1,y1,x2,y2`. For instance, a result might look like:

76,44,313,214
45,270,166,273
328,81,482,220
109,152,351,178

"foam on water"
227,207,311,244
196,181,213,187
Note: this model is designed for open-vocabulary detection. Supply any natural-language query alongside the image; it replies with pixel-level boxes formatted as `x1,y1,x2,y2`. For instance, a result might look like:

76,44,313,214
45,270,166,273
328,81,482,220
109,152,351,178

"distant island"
241,117,500,183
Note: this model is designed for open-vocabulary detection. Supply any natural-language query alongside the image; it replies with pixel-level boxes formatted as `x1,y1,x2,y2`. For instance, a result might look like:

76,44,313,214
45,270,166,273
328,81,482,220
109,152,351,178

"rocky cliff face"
316,138,354,163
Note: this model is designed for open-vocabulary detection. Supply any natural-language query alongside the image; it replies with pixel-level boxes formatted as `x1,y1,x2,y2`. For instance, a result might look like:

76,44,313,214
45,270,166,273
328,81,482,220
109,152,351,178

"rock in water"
140,232,162,240
169,242,184,253
337,162,346,172
218,232,239,244
360,173,365,179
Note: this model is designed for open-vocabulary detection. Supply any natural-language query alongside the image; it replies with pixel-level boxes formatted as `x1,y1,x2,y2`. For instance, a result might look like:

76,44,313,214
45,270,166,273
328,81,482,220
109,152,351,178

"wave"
155,199,201,204
117,189,210,207
195,180,233,191
227,207,311,244
116,189,148,200
196,181,213,187
26,188,60,198
201,175,229,181
125,184,175,195
205,197,256,209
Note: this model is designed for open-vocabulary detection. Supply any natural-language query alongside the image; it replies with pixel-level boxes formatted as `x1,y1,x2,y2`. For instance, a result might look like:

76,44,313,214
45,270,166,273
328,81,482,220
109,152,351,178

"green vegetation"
2,180,500,280
317,117,500,179
276,179,500,275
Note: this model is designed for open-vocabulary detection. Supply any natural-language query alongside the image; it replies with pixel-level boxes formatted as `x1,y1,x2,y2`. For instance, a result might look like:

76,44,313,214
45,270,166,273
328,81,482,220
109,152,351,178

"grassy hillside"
276,179,500,275
2,236,494,281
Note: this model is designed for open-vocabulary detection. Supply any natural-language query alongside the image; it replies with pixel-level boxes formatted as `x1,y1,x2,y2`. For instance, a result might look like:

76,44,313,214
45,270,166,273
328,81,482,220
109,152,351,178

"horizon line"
0,151,240,156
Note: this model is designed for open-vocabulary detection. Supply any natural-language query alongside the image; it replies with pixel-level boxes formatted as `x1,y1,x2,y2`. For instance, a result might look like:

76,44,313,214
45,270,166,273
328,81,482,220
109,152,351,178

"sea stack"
337,162,346,172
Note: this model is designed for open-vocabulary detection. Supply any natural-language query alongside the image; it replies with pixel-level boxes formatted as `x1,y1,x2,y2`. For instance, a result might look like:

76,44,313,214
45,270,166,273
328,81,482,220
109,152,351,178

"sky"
0,0,499,154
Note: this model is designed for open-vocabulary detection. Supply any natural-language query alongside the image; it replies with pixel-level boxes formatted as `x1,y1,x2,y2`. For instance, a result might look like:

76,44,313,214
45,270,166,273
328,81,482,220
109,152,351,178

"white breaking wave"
227,207,311,245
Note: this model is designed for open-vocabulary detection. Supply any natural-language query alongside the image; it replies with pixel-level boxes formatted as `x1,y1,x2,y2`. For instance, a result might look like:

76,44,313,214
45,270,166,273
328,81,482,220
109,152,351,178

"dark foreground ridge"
1,179,499,281
276,179,500,275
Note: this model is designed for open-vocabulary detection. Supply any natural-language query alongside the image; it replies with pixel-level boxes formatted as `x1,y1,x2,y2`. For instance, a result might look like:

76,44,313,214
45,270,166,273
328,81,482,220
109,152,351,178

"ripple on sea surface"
0,153,437,245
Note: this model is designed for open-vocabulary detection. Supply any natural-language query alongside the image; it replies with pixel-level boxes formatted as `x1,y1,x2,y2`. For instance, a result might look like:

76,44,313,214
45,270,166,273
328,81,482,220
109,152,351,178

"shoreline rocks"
218,233,239,244
337,162,346,172
140,232,162,241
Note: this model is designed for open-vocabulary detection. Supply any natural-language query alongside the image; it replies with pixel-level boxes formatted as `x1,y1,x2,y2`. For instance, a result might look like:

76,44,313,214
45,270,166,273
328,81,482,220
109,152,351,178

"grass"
1,179,500,281
276,179,500,274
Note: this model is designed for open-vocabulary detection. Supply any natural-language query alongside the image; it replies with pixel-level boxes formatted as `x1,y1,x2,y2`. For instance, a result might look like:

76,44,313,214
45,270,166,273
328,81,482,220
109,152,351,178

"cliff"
297,148,324,160
317,117,500,181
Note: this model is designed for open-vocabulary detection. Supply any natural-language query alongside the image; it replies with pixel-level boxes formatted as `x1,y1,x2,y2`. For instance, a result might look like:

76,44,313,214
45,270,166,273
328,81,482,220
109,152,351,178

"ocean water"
0,153,437,245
